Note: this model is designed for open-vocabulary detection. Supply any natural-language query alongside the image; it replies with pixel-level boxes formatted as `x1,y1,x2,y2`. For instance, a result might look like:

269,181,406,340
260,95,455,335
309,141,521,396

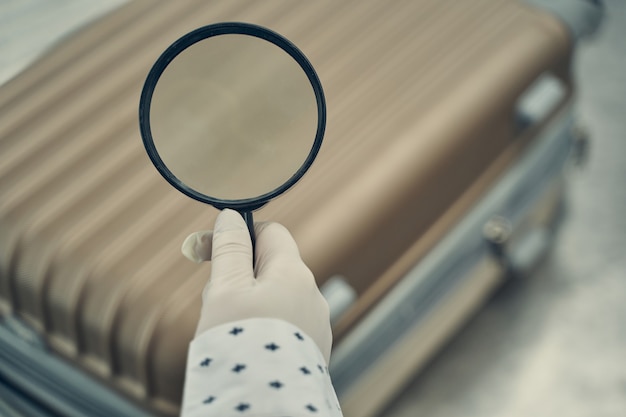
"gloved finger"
210,209,254,286
182,220,268,263
181,230,213,263
254,222,312,282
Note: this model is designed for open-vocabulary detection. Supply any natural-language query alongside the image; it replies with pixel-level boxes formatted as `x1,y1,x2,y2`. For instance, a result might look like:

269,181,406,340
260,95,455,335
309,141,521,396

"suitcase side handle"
515,73,567,133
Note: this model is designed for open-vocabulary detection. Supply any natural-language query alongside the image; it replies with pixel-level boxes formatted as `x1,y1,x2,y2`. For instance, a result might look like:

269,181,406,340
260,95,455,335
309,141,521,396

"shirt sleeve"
181,318,343,417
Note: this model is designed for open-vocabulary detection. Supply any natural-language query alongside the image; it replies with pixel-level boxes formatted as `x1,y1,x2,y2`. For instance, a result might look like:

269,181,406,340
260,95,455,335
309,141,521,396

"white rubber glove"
182,209,332,363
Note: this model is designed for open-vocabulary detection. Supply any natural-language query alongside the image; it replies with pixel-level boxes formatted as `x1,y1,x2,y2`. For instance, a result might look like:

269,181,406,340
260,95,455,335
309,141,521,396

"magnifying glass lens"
148,33,318,201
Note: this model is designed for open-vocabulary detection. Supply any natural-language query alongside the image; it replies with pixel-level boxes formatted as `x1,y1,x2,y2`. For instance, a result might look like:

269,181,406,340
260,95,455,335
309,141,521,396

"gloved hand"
181,209,332,363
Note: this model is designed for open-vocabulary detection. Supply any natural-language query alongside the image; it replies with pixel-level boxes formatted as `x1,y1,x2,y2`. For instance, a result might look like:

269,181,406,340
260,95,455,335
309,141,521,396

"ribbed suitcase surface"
0,0,570,415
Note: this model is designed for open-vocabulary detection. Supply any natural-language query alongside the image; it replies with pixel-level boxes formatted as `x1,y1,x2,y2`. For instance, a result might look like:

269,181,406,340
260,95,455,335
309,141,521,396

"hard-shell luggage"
0,1,601,416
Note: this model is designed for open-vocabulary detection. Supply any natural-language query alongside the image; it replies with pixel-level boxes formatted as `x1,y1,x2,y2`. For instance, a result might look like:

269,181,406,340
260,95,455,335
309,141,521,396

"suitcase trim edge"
329,105,575,415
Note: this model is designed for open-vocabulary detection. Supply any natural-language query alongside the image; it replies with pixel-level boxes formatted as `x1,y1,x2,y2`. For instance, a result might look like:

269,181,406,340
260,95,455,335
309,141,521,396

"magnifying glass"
139,22,326,254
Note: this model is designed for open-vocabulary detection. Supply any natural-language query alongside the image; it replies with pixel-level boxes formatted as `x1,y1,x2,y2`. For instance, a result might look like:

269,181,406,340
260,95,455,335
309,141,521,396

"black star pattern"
317,364,324,374
306,404,318,413
199,358,212,367
232,364,246,373
269,380,283,389
235,403,250,412
265,343,280,351
294,332,304,341
300,366,311,375
230,327,244,336
203,396,215,404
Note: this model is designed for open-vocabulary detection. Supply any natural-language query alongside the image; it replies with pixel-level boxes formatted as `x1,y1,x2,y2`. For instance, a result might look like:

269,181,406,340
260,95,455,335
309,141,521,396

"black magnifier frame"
139,22,326,213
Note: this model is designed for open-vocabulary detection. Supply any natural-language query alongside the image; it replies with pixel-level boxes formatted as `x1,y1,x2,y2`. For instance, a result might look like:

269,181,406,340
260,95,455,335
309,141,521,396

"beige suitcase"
0,0,600,416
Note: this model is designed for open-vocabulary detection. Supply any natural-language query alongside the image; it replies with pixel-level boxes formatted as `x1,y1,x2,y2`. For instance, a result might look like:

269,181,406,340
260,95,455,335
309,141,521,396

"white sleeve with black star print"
181,318,343,417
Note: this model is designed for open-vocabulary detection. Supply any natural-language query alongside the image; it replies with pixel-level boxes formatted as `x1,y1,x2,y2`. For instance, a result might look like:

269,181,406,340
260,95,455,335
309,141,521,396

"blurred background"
1,1,624,416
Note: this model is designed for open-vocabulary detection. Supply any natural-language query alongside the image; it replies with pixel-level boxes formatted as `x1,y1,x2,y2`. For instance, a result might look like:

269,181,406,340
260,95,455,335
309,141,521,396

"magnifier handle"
240,211,256,263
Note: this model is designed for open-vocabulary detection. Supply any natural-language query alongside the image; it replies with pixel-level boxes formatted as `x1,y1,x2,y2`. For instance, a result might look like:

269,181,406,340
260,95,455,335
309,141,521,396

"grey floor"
385,2,626,416
1,1,624,417
0,0,127,85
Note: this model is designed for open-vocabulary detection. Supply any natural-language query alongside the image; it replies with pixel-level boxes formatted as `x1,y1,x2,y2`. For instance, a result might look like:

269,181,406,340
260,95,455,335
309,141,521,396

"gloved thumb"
210,209,255,286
